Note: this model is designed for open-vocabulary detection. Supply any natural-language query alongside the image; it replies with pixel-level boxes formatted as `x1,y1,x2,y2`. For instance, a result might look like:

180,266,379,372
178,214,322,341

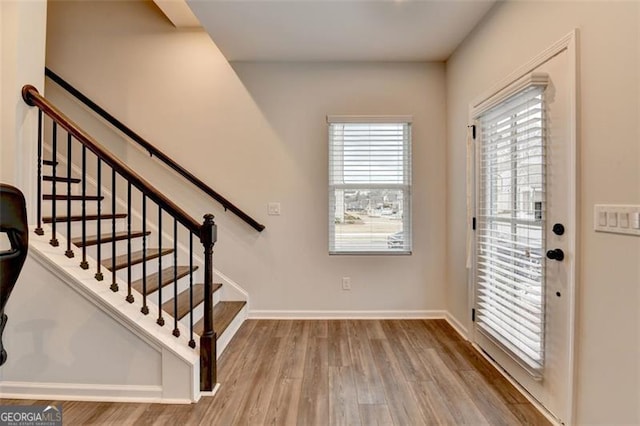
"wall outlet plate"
342,277,351,290
268,202,281,216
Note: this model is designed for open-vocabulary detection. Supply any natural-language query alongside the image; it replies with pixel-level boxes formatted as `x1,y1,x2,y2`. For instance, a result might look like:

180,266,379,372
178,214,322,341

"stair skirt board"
23,227,242,403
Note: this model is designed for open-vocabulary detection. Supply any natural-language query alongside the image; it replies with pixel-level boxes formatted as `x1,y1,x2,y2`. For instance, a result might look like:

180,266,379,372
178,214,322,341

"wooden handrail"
44,68,265,232
22,85,201,235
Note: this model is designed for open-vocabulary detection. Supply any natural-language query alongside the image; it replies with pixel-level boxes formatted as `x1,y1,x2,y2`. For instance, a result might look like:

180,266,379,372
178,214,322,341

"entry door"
472,46,574,424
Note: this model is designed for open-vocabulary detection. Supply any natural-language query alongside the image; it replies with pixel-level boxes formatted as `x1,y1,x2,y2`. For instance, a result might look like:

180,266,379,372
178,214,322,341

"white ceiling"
186,0,496,62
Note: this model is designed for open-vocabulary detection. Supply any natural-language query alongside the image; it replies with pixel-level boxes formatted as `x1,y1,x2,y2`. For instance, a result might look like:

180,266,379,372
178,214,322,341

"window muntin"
328,119,411,254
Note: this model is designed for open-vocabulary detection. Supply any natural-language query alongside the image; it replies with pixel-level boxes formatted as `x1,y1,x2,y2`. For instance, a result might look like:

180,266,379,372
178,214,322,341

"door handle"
552,223,565,235
546,248,564,261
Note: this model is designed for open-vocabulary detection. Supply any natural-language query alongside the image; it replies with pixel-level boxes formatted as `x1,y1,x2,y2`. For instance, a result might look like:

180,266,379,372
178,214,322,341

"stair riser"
40,221,126,241
42,209,187,251
42,226,202,284
140,270,206,291
43,177,102,192
213,285,221,307
79,238,146,261
51,240,183,281
145,273,202,305
41,200,126,224
76,260,164,283
42,183,169,224
179,302,204,330
42,200,114,218
41,190,147,227
54,245,204,303
107,258,161,283
41,204,127,226
177,290,221,330
110,255,175,282
138,285,225,335
45,220,178,249
43,180,82,193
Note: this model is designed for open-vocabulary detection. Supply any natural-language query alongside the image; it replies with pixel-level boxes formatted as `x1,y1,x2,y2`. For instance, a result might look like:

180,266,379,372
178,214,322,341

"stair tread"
131,265,198,294
43,175,81,183
71,230,150,247
194,300,246,338
163,284,203,320
163,283,222,320
44,194,104,201
102,248,173,271
43,213,127,223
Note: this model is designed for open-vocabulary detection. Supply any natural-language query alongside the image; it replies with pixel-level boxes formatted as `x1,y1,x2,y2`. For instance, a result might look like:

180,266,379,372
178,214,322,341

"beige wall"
46,1,448,314
446,1,640,423
0,0,47,223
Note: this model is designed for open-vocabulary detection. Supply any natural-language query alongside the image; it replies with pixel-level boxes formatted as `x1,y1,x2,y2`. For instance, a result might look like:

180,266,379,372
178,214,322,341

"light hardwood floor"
1,319,550,425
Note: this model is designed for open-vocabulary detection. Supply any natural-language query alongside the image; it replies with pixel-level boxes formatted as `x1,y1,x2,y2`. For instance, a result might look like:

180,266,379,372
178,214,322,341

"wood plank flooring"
0,319,551,425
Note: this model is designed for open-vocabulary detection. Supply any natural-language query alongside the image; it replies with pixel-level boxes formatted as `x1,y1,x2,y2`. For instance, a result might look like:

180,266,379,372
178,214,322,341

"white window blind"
475,85,546,377
328,118,411,254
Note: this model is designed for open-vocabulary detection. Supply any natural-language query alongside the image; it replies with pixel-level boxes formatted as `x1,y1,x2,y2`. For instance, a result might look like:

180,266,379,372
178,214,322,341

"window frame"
327,115,412,255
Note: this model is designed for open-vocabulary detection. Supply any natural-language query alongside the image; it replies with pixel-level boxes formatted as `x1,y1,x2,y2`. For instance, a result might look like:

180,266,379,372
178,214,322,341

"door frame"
466,29,578,425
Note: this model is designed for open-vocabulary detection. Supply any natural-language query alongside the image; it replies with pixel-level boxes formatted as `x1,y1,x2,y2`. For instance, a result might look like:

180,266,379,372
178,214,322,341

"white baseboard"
199,383,221,398
445,312,469,339
249,310,470,339
442,313,557,425
248,310,447,320
0,381,191,404
469,343,561,426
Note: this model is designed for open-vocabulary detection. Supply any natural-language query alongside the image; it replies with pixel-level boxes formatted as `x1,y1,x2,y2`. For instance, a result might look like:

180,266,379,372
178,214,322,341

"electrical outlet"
342,277,351,290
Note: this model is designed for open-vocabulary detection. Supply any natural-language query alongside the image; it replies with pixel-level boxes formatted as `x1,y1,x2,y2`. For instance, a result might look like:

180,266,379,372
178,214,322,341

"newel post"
200,213,217,391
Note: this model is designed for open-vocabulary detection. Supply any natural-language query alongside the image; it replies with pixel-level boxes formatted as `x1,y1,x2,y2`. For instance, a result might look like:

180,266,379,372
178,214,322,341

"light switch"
598,211,607,226
268,202,281,216
619,213,629,228
594,205,640,236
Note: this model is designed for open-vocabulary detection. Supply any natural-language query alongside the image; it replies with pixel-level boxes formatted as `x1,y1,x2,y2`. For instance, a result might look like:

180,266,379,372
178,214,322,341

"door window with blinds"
474,82,547,377
328,116,411,254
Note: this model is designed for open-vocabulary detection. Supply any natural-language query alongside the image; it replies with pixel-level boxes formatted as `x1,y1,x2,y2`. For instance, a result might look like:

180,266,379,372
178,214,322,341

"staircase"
40,165,245,344
21,80,260,397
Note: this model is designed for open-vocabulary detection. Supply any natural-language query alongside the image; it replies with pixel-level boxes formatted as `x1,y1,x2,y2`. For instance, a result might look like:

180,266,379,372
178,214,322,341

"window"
328,116,412,254
475,83,547,376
